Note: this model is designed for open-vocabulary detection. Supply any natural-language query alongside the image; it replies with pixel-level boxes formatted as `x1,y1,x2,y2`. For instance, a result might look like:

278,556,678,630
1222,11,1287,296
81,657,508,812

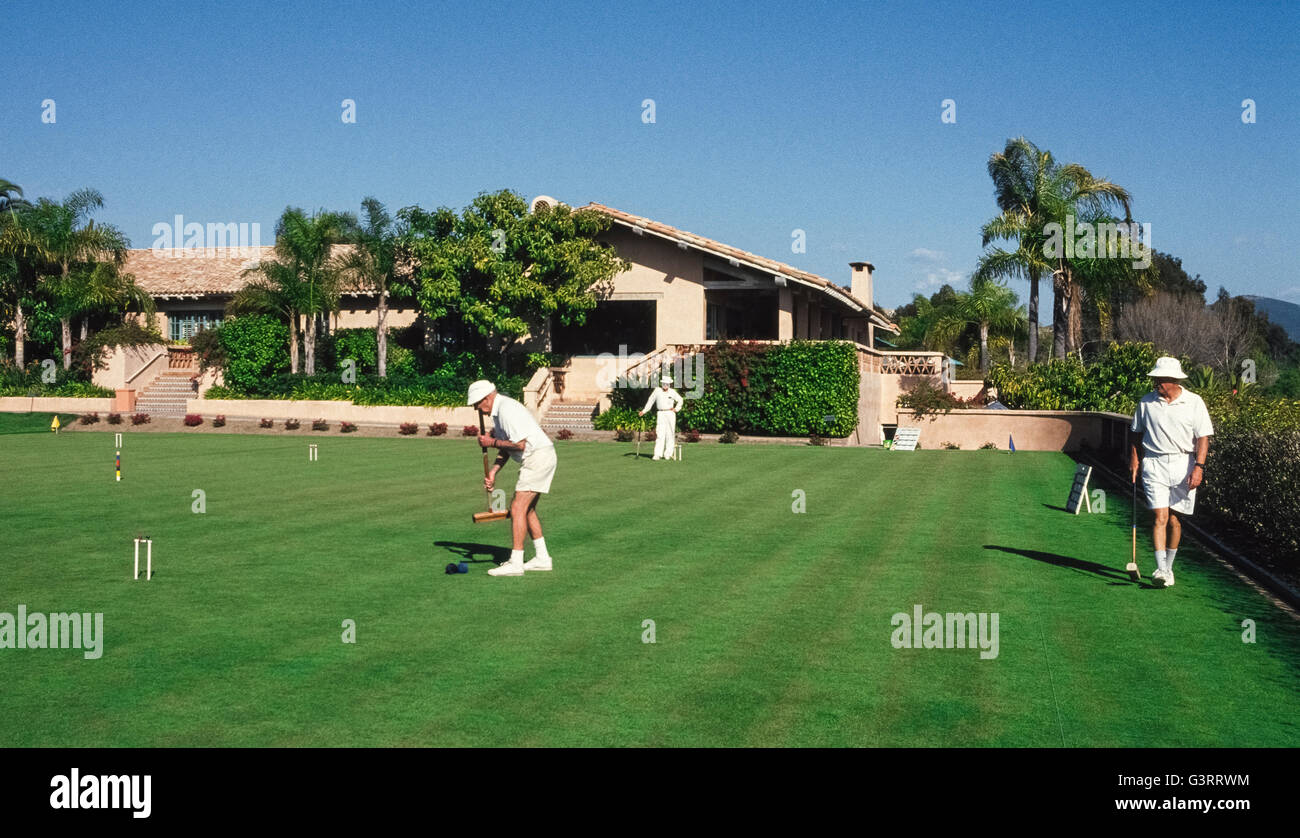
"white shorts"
515,445,557,494
1141,452,1197,514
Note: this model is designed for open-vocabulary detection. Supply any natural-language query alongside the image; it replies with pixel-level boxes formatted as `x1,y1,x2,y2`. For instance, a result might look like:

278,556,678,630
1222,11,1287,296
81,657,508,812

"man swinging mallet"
468,380,558,577
638,373,684,460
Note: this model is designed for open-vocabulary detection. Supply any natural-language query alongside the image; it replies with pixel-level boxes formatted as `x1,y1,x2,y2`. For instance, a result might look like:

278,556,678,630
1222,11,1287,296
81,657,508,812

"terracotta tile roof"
582,203,897,330
124,245,370,296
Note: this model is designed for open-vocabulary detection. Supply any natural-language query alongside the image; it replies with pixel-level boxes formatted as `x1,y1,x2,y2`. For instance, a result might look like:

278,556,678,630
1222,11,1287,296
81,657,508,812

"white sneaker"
522,556,552,572
1163,570,1175,587
1152,569,1168,587
488,560,524,577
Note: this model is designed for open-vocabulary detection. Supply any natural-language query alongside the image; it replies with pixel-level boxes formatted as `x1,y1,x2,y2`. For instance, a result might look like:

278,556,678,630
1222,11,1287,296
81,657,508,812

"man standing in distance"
638,372,685,460
468,380,558,577
1129,357,1214,588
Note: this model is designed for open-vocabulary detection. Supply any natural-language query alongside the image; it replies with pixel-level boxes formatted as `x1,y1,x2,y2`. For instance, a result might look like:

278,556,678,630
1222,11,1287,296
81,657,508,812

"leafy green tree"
0,190,52,368
399,190,629,371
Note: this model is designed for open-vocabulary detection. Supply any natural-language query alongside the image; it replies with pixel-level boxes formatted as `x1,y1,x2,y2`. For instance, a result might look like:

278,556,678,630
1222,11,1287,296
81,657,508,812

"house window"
170,312,223,342
705,291,777,340
552,300,656,355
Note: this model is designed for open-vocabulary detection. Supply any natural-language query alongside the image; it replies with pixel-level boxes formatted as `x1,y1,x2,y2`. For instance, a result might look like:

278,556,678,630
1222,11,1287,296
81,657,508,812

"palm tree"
23,189,131,368
231,258,307,373
980,138,1132,361
68,261,154,340
0,190,52,368
0,178,26,215
337,197,407,378
234,207,352,376
961,276,1026,374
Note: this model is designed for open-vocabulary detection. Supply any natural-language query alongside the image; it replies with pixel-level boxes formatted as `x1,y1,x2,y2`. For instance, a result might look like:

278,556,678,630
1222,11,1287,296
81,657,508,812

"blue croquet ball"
458,562,469,573
445,563,458,574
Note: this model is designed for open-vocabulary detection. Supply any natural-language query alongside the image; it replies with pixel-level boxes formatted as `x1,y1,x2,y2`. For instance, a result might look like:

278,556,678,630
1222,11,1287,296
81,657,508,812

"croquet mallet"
471,411,509,524
1126,472,1141,581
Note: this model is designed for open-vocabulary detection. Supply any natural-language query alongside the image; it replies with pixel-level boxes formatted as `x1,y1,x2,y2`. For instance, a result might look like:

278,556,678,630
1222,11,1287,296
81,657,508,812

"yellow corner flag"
51,415,61,433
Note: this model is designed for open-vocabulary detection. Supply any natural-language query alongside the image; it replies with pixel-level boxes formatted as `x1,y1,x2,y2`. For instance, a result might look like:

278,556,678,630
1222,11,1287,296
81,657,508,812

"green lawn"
1,426,1297,746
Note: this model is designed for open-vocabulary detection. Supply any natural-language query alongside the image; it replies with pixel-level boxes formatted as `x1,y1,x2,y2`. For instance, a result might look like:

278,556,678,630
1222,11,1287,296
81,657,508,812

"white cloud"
915,267,964,292
909,248,947,264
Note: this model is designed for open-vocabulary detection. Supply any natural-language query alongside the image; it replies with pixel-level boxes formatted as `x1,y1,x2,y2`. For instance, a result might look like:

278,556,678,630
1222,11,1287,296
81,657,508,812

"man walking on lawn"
1129,357,1214,588
468,380,558,577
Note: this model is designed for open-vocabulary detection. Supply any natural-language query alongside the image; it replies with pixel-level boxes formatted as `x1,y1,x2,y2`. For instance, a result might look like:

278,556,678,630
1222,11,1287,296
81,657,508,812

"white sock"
1166,548,1177,572
533,538,550,560
1155,550,1167,573
510,549,524,565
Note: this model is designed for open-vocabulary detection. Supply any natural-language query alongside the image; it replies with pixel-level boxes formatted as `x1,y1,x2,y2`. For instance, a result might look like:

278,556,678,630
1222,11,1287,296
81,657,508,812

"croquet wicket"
133,537,153,580
115,450,121,482
115,432,122,447
309,444,318,461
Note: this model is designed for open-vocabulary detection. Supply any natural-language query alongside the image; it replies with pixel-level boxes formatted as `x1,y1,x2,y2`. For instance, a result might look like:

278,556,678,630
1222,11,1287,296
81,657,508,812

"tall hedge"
1199,392,1300,563
987,342,1157,413
609,341,859,436
218,315,289,392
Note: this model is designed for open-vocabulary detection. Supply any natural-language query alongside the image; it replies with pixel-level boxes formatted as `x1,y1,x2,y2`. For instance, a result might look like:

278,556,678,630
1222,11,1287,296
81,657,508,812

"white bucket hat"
1146,357,1188,379
466,380,496,405
659,373,673,385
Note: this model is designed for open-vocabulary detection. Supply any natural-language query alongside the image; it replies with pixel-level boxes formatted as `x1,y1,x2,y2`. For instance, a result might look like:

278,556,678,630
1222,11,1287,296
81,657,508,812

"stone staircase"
134,371,196,417
541,401,597,433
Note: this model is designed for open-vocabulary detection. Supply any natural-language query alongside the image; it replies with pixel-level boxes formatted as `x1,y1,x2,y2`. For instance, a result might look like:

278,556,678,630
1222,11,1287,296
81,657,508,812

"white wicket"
115,432,122,447
309,444,318,461
133,537,153,580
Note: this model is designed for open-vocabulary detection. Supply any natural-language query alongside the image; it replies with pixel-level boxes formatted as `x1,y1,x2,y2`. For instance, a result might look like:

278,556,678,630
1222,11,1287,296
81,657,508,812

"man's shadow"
434,541,511,565
983,545,1149,586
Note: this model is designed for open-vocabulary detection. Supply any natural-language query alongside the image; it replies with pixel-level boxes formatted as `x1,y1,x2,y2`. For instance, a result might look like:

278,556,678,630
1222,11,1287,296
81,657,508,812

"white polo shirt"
490,394,553,463
642,387,684,413
1131,387,1214,456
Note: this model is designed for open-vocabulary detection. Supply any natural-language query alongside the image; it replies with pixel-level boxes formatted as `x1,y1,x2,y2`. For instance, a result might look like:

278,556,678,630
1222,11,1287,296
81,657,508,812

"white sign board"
893,427,921,451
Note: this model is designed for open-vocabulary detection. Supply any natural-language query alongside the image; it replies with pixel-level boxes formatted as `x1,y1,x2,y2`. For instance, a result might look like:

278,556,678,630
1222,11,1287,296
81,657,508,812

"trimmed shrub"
462,425,478,437
340,421,358,433
213,415,226,427
399,422,419,435
809,434,828,446
312,418,329,431
593,406,640,431
131,413,150,425
203,385,243,399
618,341,859,436
719,430,740,444
79,412,100,425
644,430,657,442
941,441,960,450
684,428,701,443
284,418,300,430
614,427,634,442
219,315,290,393
107,413,123,425
987,342,1158,413
183,414,203,426
259,418,274,428
556,428,573,440
979,441,997,450
429,422,448,436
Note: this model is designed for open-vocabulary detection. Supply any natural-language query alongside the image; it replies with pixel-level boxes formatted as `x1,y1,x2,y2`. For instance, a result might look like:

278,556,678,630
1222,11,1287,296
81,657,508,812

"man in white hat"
467,380,558,577
638,372,685,460
1129,356,1214,588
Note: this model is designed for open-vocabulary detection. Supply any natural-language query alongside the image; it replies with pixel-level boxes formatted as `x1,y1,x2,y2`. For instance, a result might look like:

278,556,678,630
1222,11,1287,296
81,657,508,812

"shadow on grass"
434,541,510,564
1040,503,1071,513
984,544,1142,585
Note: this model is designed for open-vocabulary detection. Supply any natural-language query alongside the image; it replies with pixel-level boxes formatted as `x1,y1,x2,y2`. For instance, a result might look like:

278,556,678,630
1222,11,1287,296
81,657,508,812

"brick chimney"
849,262,874,311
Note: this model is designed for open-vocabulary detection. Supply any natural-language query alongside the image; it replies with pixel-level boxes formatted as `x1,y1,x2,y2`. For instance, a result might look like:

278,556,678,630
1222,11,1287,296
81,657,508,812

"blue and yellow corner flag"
1008,434,1015,453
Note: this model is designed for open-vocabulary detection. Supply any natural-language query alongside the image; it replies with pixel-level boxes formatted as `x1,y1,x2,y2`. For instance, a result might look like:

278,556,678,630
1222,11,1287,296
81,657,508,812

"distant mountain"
1243,296,1300,341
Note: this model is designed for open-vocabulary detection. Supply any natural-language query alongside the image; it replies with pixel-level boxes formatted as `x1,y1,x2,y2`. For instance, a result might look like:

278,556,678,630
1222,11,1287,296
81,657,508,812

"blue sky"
4,0,1297,318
